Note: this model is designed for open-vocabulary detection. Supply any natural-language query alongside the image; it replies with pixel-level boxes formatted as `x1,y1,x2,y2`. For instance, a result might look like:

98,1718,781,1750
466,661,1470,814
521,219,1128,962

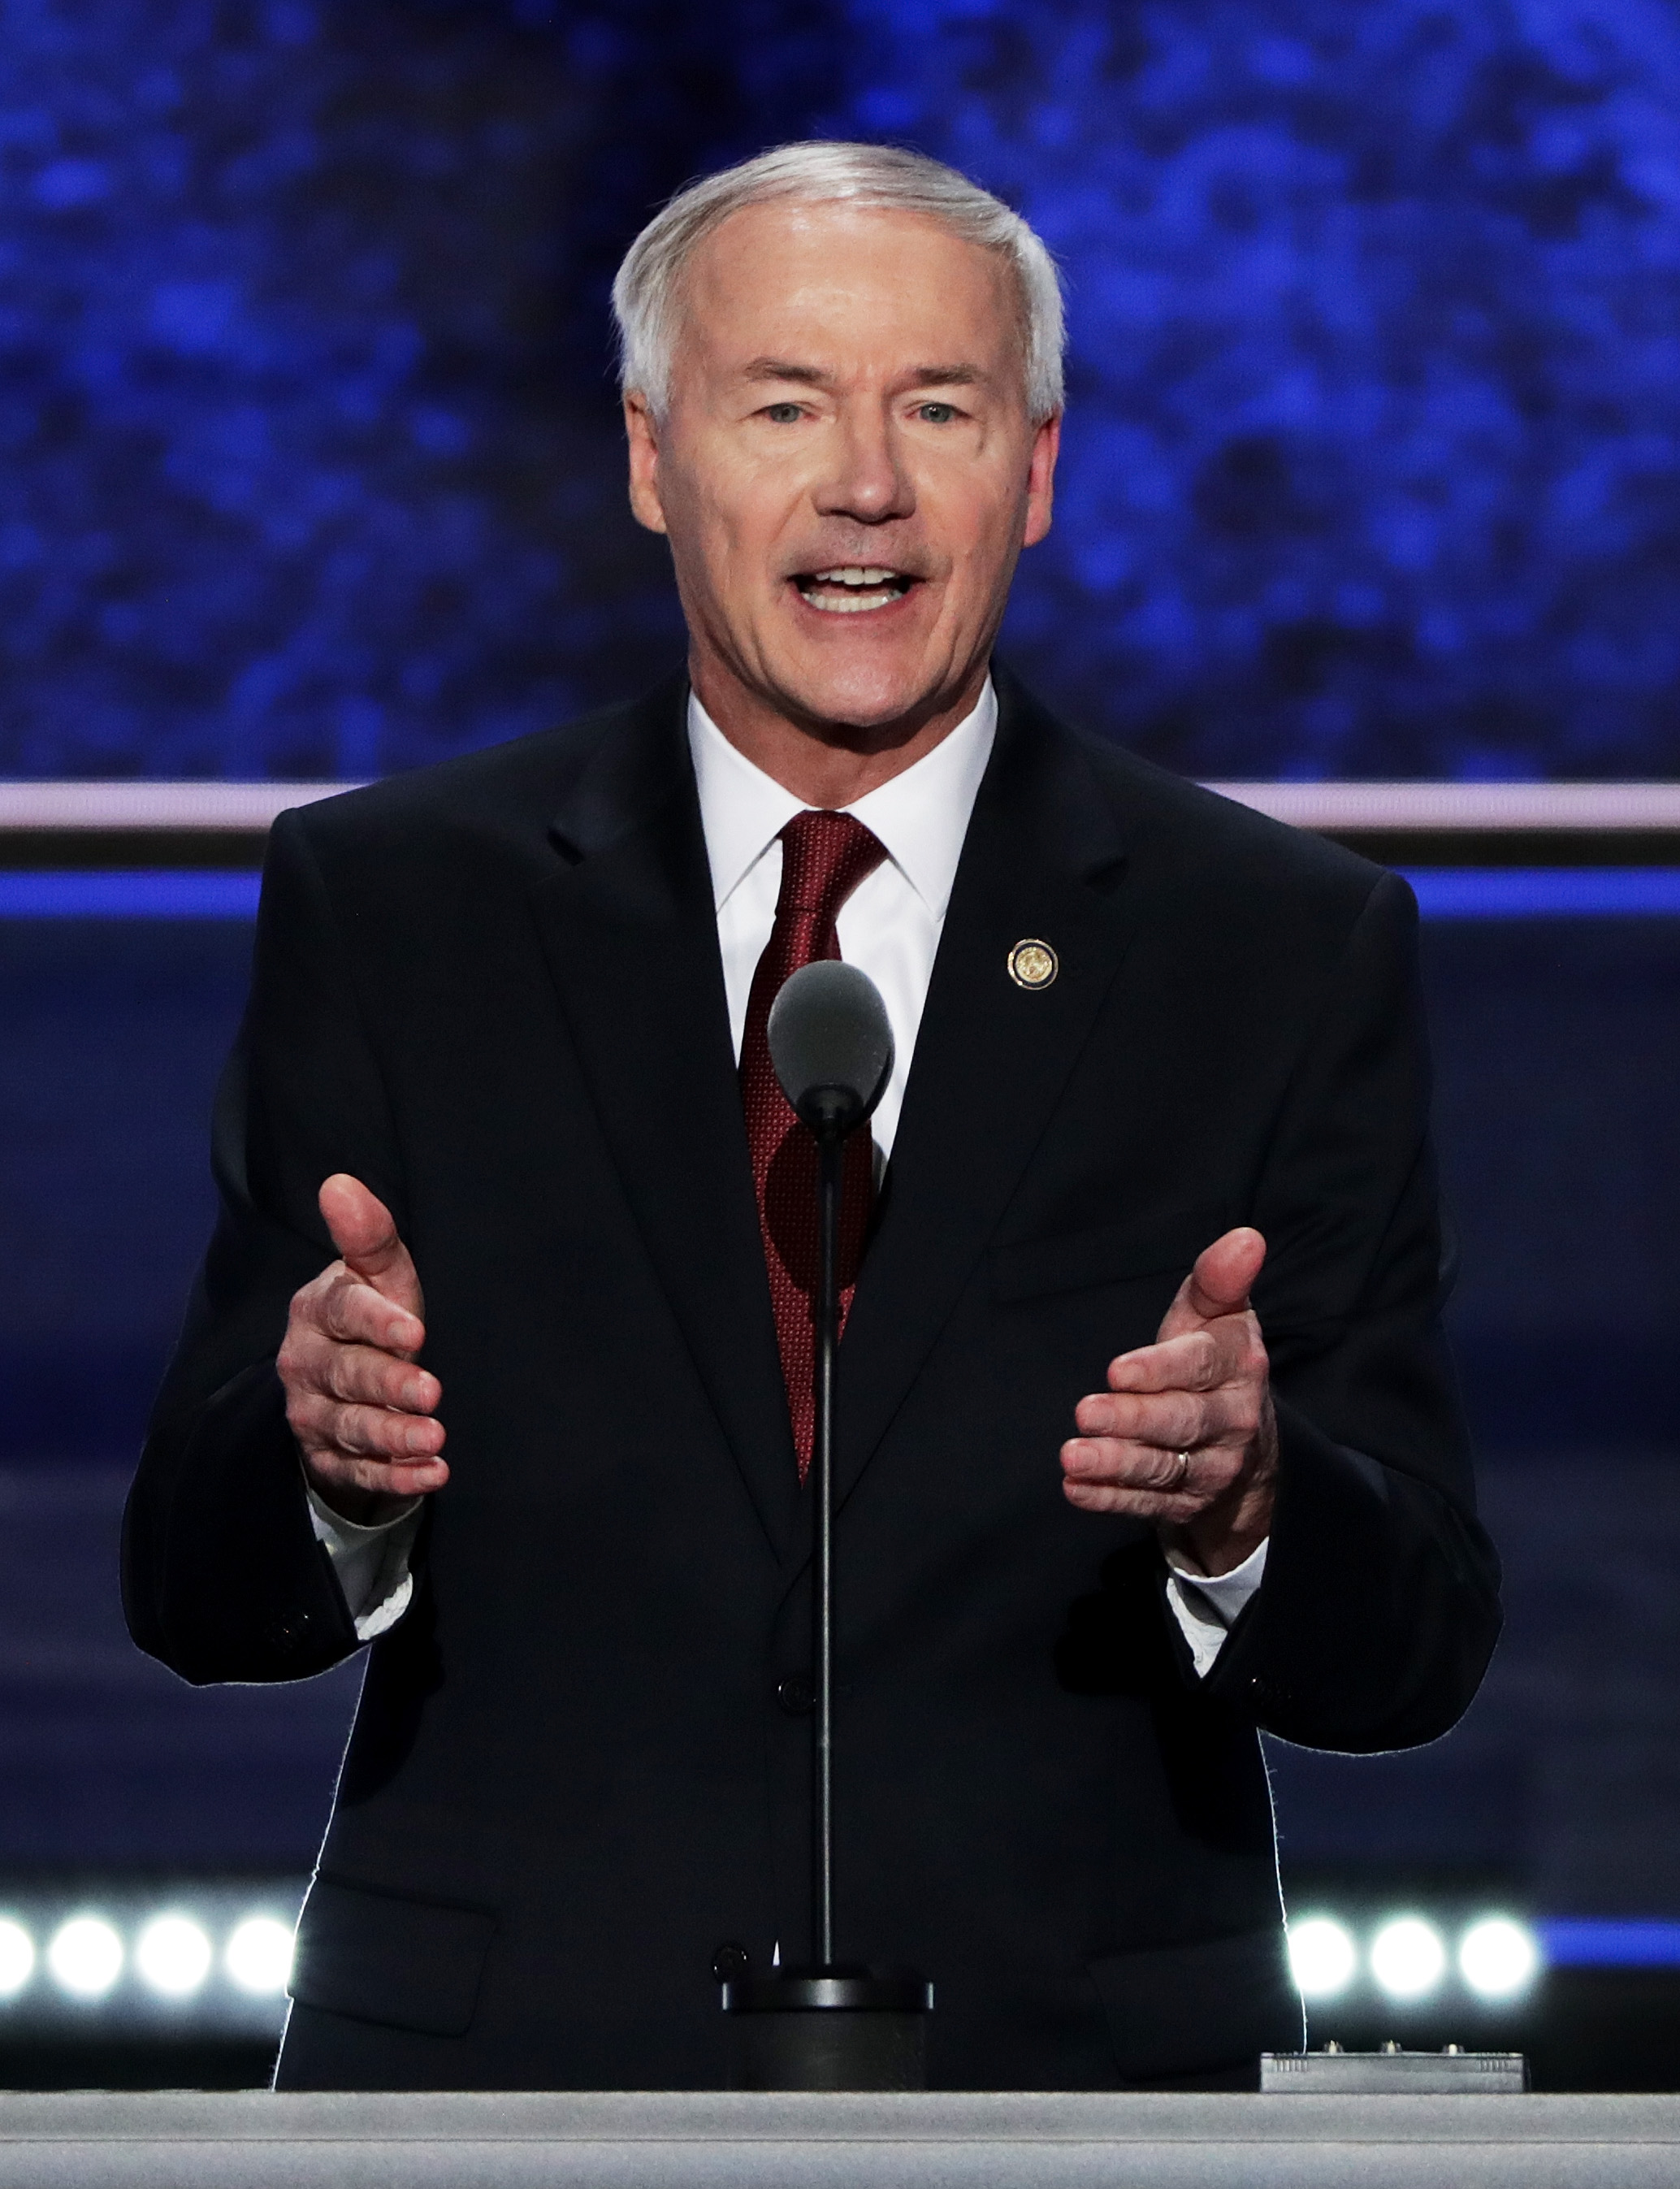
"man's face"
626,201,1059,743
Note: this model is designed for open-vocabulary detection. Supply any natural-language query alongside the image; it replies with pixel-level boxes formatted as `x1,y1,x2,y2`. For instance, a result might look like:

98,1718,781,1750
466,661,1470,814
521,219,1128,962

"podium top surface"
0,2089,1677,2139
2,2091,1680,2188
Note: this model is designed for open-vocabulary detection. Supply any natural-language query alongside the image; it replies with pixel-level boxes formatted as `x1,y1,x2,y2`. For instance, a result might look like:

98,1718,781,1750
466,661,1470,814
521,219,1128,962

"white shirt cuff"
1163,1537,1269,1679
305,1478,422,1641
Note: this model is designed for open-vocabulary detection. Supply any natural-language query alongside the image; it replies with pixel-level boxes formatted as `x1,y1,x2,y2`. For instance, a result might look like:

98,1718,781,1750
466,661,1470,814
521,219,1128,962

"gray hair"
612,141,1065,423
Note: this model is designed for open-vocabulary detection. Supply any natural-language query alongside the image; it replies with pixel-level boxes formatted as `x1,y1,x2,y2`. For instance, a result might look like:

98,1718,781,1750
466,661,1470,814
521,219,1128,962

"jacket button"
712,1942,750,1983
777,1674,814,1715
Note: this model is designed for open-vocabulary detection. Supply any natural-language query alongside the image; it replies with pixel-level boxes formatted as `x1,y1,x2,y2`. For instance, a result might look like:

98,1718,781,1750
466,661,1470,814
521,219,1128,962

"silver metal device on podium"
1262,2043,1530,2093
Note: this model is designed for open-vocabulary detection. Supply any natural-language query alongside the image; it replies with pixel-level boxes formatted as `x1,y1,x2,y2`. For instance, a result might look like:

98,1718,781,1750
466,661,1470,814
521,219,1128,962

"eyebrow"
907,364,985,388
739,359,989,390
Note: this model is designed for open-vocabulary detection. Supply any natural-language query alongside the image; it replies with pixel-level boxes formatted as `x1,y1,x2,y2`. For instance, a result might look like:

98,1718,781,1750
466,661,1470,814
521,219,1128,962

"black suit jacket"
123,665,1500,2090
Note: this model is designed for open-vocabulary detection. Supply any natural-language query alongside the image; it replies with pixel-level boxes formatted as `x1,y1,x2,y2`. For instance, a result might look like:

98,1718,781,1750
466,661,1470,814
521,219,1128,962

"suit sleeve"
1201,870,1502,1750
121,810,405,1684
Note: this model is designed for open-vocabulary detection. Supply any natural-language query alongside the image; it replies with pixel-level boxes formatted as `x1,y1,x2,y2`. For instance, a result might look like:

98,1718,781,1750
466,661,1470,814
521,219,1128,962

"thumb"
1158,1226,1266,1340
318,1173,422,1313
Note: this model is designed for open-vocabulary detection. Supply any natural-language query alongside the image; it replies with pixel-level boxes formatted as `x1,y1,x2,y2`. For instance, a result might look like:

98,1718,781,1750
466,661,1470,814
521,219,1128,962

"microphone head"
767,960,894,1138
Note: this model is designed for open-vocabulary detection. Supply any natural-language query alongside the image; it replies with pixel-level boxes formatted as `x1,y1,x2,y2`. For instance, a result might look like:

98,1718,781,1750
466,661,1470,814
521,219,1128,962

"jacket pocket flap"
992,1207,1231,1303
290,1877,496,2038
1089,1926,1301,2081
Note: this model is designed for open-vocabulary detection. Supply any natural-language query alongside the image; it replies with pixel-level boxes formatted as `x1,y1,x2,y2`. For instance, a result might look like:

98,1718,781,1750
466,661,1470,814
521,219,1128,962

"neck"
689,657,989,808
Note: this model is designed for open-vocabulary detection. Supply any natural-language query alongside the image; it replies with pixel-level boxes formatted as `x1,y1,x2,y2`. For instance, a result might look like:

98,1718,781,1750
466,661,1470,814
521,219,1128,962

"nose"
812,407,916,527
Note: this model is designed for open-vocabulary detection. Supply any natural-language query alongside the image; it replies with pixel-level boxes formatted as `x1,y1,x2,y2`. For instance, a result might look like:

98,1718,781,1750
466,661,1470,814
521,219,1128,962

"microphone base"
721,1968,933,2091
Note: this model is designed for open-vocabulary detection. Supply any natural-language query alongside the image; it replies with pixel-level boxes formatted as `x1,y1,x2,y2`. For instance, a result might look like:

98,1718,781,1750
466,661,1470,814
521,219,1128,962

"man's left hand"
1060,1227,1278,1577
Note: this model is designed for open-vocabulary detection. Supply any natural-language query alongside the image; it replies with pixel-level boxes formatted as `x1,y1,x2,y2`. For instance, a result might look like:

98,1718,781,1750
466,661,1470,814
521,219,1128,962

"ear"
624,392,669,535
1021,411,1061,548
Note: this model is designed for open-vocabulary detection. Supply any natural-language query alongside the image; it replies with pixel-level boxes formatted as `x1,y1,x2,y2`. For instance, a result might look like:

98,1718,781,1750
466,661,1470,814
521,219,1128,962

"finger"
1073,1385,1255,1452
1063,1436,1193,1491
314,1275,426,1358
318,1174,424,1312
314,1341,440,1415
1059,1437,1243,1512
1157,1226,1266,1341
292,1398,447,1467
1060,1473,1197,1519
305,1449,451,1503
1104,1329,1231,1395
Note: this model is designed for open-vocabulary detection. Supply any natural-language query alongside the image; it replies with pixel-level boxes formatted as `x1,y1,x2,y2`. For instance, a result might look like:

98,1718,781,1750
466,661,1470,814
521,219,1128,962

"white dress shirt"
310,678,1267,1665
694,676,996,1160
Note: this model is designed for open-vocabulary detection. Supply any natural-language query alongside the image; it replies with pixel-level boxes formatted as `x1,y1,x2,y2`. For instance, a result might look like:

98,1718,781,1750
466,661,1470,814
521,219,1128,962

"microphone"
766,959,894,1140
723,953,933,2091
768,959,894,1974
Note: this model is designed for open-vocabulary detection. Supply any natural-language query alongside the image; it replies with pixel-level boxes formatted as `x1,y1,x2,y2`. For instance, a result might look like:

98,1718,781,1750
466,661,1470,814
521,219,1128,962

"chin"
777,651,949,739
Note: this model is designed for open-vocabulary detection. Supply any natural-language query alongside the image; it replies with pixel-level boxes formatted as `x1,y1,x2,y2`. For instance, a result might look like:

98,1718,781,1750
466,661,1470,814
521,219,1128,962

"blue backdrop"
3,0,1676,781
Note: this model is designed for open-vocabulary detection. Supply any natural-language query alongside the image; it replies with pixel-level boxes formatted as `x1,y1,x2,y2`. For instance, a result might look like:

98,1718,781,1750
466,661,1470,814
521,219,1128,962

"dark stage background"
0,0,1677,2085
3,908,1678,1905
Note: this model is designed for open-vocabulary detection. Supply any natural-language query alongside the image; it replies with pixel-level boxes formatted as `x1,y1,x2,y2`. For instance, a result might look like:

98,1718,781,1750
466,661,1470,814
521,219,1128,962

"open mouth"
793,566,916,616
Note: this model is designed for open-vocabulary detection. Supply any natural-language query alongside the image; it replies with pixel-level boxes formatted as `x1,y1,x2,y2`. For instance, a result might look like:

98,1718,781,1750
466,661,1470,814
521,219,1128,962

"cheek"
920,468,1024,571
665,496,754,605
689,472,800,578
937,520,1024,611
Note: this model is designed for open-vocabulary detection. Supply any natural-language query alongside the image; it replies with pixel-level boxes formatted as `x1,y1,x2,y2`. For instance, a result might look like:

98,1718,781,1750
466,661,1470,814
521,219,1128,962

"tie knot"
776,809,887,924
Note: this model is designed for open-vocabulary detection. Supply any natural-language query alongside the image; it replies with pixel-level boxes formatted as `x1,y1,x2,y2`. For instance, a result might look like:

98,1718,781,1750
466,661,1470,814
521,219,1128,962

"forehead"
678,201,1022,372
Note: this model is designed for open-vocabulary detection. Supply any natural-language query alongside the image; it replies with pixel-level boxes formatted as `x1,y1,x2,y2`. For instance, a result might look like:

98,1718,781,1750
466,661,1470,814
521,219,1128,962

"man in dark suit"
123,141,1500,2091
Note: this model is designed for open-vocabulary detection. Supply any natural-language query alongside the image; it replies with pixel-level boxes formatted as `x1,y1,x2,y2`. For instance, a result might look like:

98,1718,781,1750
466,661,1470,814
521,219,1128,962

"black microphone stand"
722,1070,933,2090
811,1107,843,1970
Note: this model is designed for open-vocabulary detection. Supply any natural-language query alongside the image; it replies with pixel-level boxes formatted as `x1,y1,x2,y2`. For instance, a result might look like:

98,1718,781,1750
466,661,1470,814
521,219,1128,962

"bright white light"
135,1914,212,1997
1370,1916,1447,2000
225,1916,294,1996
47,1917,123,2000
1288,1916,1357,1999
0,1920,34,1999
1460,1917,1539,1998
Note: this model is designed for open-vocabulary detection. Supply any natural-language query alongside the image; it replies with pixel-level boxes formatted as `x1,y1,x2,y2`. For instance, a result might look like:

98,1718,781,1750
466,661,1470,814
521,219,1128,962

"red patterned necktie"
739,810,888,1478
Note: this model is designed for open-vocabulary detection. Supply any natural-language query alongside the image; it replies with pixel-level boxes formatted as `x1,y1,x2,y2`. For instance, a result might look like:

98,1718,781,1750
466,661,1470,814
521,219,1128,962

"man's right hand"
278,1173,447,1524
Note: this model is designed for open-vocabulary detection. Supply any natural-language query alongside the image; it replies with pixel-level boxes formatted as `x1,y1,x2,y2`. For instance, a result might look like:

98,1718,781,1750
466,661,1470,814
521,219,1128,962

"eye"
916,401,959,424
762,401,804,424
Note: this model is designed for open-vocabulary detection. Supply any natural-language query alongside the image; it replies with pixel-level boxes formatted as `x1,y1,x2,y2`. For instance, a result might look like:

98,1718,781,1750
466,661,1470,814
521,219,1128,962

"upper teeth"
811,567,901,587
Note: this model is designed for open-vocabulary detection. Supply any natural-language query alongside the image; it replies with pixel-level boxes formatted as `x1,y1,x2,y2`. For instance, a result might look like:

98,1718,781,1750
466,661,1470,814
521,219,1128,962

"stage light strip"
0,1898,1664,2024
0,1888,305,2031
7,869,1680,921
1539,1919,1680,1968
1400,869,1680,918
0,872,262,917
1283,1911,1680,1994
0,783,352,830
2,781,1680,834
1213,782,1680,831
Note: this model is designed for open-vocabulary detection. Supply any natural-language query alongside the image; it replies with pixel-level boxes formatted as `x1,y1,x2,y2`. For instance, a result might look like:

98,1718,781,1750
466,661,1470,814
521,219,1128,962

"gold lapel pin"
1007,938,1058,990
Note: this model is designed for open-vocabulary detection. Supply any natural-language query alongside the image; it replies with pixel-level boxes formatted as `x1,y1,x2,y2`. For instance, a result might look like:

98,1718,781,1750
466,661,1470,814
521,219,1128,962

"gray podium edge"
1,2091,1680,2189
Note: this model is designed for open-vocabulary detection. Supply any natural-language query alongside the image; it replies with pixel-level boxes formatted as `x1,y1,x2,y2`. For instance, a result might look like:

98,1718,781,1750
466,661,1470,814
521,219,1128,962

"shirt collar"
687,678,998,920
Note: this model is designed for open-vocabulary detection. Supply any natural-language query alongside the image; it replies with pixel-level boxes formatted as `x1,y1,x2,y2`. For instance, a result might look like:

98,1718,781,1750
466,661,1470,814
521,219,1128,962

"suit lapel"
529,683,804,1564
835,671,1138,1509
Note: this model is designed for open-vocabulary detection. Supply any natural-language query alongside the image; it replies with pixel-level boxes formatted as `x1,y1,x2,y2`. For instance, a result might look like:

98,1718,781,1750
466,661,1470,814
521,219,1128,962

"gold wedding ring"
1169,1450,1192,1491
